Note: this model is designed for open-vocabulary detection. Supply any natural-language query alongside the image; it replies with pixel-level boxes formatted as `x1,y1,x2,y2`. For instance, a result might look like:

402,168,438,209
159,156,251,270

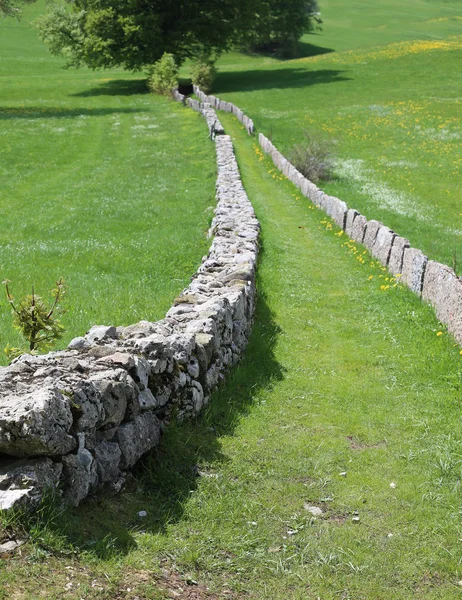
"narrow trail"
177,112,462,597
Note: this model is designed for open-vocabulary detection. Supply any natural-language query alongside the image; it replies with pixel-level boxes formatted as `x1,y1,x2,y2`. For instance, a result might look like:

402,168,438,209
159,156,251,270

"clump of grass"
287,129,335,183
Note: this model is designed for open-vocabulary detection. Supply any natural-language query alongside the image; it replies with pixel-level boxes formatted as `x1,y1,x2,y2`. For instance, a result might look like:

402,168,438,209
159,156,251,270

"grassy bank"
0,3,215,362
205,0,462,269
3,114,462,599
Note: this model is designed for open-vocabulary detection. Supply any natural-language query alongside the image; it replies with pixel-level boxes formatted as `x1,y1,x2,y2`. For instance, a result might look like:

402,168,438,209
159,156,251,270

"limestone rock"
116,412,161,469
0,457,62,511
85,325,117,345
0,387,76,457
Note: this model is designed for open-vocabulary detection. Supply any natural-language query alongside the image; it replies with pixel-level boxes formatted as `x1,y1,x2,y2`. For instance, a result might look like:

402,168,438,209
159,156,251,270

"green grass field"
0,2,216,363
1,1,462,598
207,0,462,269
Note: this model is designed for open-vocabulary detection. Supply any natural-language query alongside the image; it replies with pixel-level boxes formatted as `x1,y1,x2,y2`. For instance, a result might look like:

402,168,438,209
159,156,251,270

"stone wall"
189,85,462,346
0,109,260,511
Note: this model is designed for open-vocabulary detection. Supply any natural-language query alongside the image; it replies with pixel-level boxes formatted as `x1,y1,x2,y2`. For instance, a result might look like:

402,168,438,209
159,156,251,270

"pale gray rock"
0,457,62,511
329,197,348,230
132,356,151,390
72,381,105,432
401,247,428,294
0,387,76,457
187,357,200,379
371,226,396,266
116,412,161,469
388,236,410,275
68,336,87,350
138,388,158,411
89,370,129,428
93,440,122,484
85,325,117,345
363,220,382,251
345,209,359,238
350,214,367,244
422,261,462,343
61,450,97,507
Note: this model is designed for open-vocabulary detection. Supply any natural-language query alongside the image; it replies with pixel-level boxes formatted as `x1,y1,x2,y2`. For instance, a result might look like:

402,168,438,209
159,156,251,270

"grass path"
4,113,462,599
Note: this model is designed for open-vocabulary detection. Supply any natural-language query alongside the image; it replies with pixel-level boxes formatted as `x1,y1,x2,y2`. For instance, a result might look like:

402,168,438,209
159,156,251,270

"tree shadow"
242,38,334,61
214,67,350,94
35,244,285,557
297,39,334,59
0,106,144,120
70,78,148,98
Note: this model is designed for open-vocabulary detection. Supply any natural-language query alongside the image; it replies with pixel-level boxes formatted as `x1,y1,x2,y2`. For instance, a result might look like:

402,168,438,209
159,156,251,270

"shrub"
3,278,66,361
147,53,178,96
287,130,334,183
191,58,217,94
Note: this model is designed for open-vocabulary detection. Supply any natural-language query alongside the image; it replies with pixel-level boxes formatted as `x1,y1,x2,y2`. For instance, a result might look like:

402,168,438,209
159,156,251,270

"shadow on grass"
214,67,350,94
0,106,144,120
242,38,334,61
297,39,335,59
28,254,284,558
70,78,148,97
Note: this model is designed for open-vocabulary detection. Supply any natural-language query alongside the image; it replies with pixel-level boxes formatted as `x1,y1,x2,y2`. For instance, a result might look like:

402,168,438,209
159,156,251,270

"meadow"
209,0,462,269
0,2,216,363
1,0,462,599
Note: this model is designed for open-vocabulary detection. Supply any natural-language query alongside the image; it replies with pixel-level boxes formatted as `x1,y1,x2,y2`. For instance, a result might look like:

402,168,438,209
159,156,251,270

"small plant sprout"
3,278,66,361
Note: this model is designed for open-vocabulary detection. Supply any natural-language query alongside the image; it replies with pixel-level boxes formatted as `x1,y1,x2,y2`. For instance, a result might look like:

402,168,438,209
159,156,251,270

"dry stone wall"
188,85,462,346
0,109,259,512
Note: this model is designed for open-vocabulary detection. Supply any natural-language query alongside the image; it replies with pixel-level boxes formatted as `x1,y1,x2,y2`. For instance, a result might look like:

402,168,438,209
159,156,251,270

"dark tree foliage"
36,0,320,69
236,0,321,56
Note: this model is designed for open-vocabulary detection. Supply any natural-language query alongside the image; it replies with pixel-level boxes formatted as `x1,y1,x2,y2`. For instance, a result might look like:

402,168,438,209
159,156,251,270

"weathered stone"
68,336,87,350
72,381,105,432
329,197,348,230
344,209,359,238
0,387,76,457
362,220,382,251
388,236,410,275
350,214,367,244
89,370,130,428
187,356,200,379
93,440,122,485
0,457,62,511
138,388,158,411
116,412,161,469
131,356,151,390
85,325,117,345
401,247,428,294
422,261,462,343
61,449,96,507
371,226,396,266
97,352,135,371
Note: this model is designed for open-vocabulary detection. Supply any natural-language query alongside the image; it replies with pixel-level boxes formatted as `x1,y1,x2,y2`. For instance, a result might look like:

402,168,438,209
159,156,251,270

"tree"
235,0,321,56
35,0,320,70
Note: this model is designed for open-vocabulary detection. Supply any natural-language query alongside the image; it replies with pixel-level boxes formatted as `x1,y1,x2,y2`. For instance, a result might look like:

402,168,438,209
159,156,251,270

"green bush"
191,59,217,94
3,278,66,361
287,130,335,183
147,53,178,96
